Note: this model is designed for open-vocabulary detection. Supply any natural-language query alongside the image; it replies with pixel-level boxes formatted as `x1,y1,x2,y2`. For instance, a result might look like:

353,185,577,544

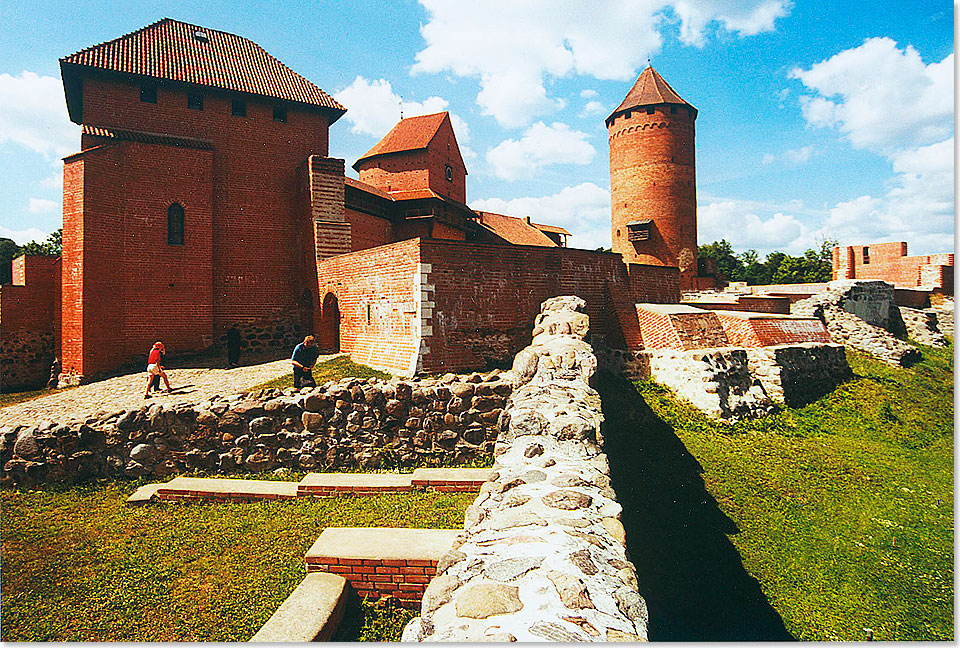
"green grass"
0,481,471,641
251,355,392,391
0,385,77,408
601,342,953,641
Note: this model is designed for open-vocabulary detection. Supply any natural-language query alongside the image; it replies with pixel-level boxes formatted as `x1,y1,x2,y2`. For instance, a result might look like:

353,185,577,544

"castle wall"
832,241,954,291
0,256,61,392
608,104,697,280
77,74,331,334
61,140,214,378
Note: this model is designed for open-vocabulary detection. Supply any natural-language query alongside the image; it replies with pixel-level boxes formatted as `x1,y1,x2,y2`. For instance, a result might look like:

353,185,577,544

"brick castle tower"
606,66,698,288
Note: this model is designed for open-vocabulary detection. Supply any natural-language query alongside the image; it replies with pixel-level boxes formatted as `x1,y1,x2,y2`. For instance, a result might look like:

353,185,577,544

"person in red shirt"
144,341,172,398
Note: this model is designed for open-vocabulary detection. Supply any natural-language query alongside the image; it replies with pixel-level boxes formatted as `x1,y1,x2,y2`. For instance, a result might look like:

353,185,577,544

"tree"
698,239,743,281
0,237,18,284
19,229,62,256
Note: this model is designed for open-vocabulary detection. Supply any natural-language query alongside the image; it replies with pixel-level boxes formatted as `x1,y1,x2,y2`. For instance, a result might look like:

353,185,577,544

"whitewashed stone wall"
404,296,648,642
745,343,850,406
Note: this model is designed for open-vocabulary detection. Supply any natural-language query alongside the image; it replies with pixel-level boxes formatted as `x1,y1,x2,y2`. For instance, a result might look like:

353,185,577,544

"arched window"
167,203,185,245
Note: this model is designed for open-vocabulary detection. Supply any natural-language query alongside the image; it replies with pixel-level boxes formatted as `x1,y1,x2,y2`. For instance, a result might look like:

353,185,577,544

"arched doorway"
320,292,340,353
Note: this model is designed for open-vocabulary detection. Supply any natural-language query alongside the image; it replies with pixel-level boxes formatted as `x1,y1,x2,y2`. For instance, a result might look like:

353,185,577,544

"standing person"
291,335,321,388
145,341,172,398
226,325,242,369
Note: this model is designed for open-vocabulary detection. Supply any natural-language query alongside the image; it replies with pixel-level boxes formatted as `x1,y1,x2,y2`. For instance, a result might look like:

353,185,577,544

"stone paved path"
0,354,337,428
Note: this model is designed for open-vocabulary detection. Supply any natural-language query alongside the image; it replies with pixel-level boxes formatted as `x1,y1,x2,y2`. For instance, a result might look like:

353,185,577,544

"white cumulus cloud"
762,145,815,165
413,0,791,126
471,182,611,249
698,200,808,253
0,71,79,158
28,198,58,214
579,100,607,118
486,122,595,180
334,76,450,138
0,225,51,245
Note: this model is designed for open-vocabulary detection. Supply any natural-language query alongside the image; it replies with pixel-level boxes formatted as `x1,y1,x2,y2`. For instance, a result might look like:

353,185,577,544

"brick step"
305,527,460,605
130,467,491,505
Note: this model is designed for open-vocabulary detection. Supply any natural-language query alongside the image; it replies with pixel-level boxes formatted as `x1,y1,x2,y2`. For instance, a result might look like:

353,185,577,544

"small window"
627,220,651,242
445,164,453,182
863,246,870,264
624,110,631,119
366,303,372,325
187,91,203,111
273,106,287,122
646,107,655,115
231,100,246,117
140,84,157,103
670,106,677,114
167,203,185,245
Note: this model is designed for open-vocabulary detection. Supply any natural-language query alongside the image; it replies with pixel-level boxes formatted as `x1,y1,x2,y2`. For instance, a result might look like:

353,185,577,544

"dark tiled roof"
81,124,213,150
61,18,345,118
608,66,696,121
532,222,571,236
354,112,448,167
475,211,559,247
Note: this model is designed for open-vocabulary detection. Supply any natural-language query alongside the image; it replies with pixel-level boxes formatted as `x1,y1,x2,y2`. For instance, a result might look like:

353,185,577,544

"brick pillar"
833,245,854,280
308,155,351,261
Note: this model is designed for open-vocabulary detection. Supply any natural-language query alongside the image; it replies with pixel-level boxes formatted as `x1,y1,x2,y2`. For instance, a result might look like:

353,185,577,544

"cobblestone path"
0,355,336,428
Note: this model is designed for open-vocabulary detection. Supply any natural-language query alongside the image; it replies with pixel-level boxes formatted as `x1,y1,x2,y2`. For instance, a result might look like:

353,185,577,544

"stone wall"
217,307,305,353
1,372,511,489
0,329,55,393
745,343,850,406
404,296,648,642
898,307,947,348
792,280,921,366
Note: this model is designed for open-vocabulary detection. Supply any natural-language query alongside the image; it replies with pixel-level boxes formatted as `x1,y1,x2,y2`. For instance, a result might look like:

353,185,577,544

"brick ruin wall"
405,296,649,642
0,256,61,392
833,241,954,292
1,371,512,489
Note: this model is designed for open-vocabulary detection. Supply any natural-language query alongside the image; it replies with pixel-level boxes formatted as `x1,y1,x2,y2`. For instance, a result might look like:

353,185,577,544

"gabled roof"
607,66,696,122
60,18,345,123
353,112,460,170
475,211,559,247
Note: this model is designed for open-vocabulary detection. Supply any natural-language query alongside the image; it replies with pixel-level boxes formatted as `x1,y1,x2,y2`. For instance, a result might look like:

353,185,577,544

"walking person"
291,335,321,388
226,324,242,368
144,341,172,398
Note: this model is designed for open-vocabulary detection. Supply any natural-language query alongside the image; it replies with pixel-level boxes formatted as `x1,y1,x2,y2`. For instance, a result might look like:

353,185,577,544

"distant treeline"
0,229,62,284
699,238,835,285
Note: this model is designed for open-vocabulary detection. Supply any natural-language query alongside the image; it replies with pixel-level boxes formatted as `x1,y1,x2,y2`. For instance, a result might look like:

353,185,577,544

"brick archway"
319,292,340,353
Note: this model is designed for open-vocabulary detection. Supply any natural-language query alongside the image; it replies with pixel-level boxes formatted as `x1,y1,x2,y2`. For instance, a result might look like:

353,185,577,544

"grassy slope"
0,482,471,641
601,342,953,641
252,355,392,391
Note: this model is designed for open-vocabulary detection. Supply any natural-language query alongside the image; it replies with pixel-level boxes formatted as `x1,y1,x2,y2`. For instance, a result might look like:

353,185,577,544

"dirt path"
0,355,337,428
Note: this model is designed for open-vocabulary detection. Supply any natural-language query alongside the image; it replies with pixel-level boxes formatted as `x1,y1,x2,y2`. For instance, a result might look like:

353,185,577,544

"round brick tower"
607,66,698,285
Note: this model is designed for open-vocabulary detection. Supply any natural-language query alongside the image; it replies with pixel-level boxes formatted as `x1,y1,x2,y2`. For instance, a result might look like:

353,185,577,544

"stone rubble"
1,371,512,489
403,296,648,643
898,307,947,348
931,297,954,338
792,280,921,366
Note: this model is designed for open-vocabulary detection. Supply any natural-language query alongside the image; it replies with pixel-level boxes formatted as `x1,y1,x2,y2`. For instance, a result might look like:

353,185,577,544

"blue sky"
0,0,953,256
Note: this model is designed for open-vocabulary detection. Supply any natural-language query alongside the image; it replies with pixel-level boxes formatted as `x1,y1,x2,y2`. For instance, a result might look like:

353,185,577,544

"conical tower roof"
607,66,697,122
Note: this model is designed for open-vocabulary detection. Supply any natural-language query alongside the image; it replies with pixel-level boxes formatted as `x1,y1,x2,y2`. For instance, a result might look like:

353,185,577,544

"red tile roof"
61,18,345,121
81,124,213,150
532,222,571,236
344,176,394,201
475,211,559,247
354,112,449,166
608,66,696,121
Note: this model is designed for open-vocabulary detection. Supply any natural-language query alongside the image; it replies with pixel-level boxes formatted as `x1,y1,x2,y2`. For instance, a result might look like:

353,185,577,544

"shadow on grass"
599,372,793,642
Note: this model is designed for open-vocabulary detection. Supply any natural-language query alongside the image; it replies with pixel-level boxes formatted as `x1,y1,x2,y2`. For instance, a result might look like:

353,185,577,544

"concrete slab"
708,309,815,320
298,473,413,490
411,467,492,485
305,527,461,563
637,303,708,314
156,476,299,498
249,572,348,642
126,483,162,505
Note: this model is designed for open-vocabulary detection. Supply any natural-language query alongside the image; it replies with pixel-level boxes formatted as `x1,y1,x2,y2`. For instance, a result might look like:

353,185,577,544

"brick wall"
61,139,214,378
0,256,61,391
634,307,681,350
609,105,697,279
715,314,831,348
687,296,791,314
78,73,331,339
315,239,422,375
306,556,436,606
832,241,955,289
345,208,393,251
626,263,681,304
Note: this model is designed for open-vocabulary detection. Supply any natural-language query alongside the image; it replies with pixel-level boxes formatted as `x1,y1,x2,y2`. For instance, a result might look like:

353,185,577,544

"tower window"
670,106,677,114
231,100,246,117
273,106,287,122
626,219,651,242
445,164,453,181
167,203,185,245
646,107,655,115
140,84,157,103
624,111,631,119
863,247,870,264
187,90,203,110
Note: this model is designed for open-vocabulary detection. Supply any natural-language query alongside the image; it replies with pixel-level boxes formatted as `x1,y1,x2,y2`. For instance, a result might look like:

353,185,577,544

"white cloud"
0,71,79,158
0,225,50,245
579,100,606,118
791,38,953,154
333,76,450,138
28,198,57,214
580,89,599,99
471,182,611,249
762,145,815,165
698,200,808,253
485,122,595,179
413,0,791,126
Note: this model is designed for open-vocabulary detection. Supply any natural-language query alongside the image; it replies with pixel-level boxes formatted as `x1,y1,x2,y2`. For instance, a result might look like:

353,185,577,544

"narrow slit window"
140,84,157,103
188,90,203,110
273,106,287,122
646,107,655,115
167,203,185,245
862,246,870,264
231,100,246,117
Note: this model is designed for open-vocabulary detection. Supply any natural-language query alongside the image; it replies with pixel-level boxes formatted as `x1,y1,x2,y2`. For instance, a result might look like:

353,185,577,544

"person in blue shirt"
291,335,321,388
